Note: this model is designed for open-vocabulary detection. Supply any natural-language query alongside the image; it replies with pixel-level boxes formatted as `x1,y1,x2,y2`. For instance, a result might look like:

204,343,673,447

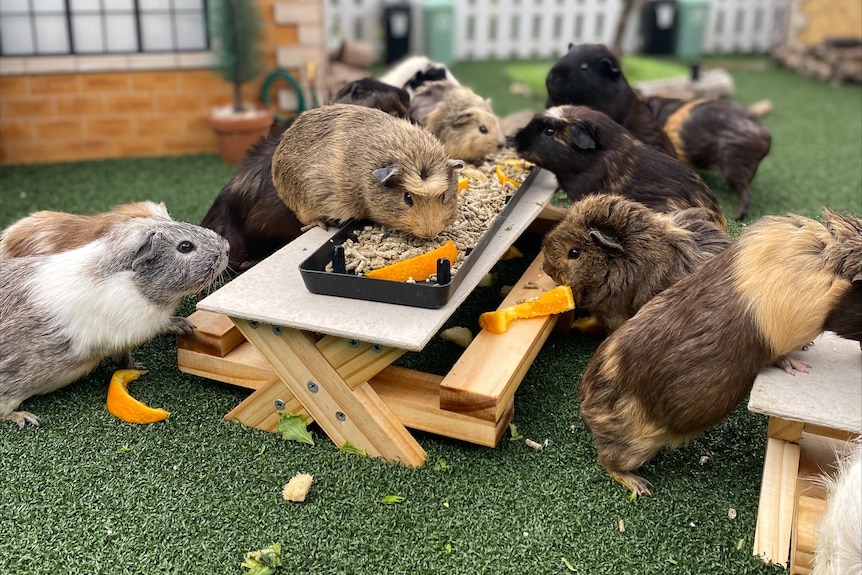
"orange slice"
495,164,521,188
458,176,469,193
479,285,575,334
106,369,170,424
365,240,458,282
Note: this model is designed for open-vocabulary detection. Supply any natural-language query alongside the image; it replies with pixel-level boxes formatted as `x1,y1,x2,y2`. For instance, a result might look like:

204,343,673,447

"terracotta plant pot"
208,105,274,165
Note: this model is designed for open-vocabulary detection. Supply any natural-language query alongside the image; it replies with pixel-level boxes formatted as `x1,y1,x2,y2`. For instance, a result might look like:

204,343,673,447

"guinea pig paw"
776,356,812,375
165,316,196,336
609,471,653,497
5,410,41,429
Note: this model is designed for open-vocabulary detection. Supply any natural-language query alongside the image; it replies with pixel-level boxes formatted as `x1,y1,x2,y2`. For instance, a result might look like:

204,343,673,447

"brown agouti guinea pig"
514,105,727,229
578,209,862,496
542,194,731,334
271,104,464,238
545,43,676,156
331,77,411,120
409,80,506,162
644,96,773,221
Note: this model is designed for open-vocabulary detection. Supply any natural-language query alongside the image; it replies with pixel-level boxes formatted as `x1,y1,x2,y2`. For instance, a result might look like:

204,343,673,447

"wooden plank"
316,335,406,388
768,417,805,443
369,365,513,447
527,203,567,234
439,253,559,421
753,435,801,567
224,377,310,432
792,495,827,575
235,319,427,467
177,340,273,390
177,310,244,357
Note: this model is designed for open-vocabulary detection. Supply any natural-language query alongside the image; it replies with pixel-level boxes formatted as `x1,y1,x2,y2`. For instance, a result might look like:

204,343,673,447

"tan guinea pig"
271,104,464,239
0,201,170,259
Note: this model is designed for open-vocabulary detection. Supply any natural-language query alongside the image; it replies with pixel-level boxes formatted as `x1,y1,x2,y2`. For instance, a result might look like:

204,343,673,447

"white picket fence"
324,0,789,61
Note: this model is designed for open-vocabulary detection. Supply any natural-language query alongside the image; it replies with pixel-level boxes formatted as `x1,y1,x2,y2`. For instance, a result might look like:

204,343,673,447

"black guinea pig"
331,77,411,120
545,42,676,156
644,96,773,221
514,105,727,229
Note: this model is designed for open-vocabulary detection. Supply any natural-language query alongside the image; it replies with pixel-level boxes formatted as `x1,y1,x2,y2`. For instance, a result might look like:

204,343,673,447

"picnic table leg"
233,318,427,467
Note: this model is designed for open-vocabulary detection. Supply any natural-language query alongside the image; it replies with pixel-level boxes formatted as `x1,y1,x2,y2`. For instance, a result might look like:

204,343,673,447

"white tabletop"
197,168,559,352
748,332,862,434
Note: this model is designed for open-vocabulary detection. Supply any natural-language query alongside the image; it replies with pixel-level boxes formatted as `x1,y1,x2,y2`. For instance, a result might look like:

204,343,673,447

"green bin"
423,0,455,65
675,0,710,60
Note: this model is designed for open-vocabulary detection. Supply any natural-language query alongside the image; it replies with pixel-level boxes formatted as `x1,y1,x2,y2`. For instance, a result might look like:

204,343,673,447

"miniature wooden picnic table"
178,168,563,467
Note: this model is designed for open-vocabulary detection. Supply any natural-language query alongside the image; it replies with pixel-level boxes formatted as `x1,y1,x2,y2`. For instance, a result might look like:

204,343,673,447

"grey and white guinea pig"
0,200,170,259
409,80,506,162
377,55,460,96
542,193,730,334
271,104,464,239
0,217,229,428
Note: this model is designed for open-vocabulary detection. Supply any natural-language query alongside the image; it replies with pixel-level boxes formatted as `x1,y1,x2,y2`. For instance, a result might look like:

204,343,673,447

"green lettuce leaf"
277,412,314,446
240,542,282,575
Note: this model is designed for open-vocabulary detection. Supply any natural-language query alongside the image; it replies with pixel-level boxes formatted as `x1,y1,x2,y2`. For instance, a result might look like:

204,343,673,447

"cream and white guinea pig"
409,80,506,162
0,200,170,259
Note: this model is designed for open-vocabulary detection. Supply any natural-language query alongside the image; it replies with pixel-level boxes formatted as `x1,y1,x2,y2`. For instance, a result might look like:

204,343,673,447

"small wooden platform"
748,333,861,573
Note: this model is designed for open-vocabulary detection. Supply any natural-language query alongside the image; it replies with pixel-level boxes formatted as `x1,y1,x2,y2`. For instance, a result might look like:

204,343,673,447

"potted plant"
207,0,274,164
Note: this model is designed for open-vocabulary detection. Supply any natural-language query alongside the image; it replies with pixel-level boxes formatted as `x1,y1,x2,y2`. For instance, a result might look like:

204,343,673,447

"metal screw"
347,339,359,348
274,399,286,410
335,411,346,422
272,325,282,336
249,320,259,329
307,381,319,393
371,343,382,353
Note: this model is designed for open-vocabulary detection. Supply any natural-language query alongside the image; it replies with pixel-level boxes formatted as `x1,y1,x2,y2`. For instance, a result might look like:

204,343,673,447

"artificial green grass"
0,59,860,575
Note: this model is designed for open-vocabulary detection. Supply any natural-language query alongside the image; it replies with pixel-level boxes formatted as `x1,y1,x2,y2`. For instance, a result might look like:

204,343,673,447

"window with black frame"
0,0,208,57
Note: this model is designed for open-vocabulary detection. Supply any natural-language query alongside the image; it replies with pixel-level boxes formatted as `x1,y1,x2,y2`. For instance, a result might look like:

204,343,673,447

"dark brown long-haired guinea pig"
578,209,862,496
542,194,731,334
644,96,773,221
545,43,675,156
515,105,727,229
200,120,304,271
331,77,411,120
271,104,464,238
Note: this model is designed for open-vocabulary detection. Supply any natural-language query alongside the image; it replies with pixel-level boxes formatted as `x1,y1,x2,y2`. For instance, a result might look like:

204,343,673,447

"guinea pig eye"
479,125,489,134
177,240,195,254
403,192,414,207
580,62,589,70
544,127,556,137
567,248,581,260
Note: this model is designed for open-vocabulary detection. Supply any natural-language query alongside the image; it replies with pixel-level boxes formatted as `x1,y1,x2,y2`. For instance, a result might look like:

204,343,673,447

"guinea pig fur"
409,80,506,162
578,208,862,496
0,217,229,428
515,105,727,229
0,200,170,260
271,104,464,239
823,280,862,343
545,43,676,156
542,194,731,334
813,440,862,575
331,77,411,120
200,120,304,271
644,96,773,221
378,55,460,96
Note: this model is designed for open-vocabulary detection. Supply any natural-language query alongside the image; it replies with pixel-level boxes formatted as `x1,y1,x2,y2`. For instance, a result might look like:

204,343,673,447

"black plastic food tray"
298,167,538,308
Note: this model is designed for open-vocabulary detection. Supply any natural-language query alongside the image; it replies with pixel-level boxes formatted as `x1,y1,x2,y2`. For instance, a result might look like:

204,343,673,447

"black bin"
641,0,677,55
383,3,412,65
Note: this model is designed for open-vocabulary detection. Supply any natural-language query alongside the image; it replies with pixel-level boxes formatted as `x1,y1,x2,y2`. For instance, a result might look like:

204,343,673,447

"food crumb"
282,473,313,502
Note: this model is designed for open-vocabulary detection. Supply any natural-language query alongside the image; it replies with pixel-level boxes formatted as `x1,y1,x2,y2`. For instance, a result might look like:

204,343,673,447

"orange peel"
457,176,469,193
365,240,458,282
495,164,521,188
479,285,575,334
106,369,170,424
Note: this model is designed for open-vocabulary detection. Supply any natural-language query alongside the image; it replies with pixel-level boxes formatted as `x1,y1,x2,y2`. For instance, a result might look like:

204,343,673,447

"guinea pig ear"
131,230,158,271
588,229,623,252
570,120,598,151
448,159,465,170
453,109,478,127
598,57,621,79
372,164,400,185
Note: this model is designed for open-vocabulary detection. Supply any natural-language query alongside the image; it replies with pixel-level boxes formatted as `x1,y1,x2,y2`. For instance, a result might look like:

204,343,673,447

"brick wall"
0,0,326,166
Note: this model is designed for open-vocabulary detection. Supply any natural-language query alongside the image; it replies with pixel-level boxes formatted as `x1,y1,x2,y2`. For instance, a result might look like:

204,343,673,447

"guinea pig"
545,43,676,156
409,80,506,162
0,200,170,259
644,96,773,221
824,280,862,343
542,194,731,334
813,440,862,575
0,217,229,428
378,55,460,96
514,105,727,229
200,120,304,271
578,208,862,496
331,77,411,120
271,103,464,239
